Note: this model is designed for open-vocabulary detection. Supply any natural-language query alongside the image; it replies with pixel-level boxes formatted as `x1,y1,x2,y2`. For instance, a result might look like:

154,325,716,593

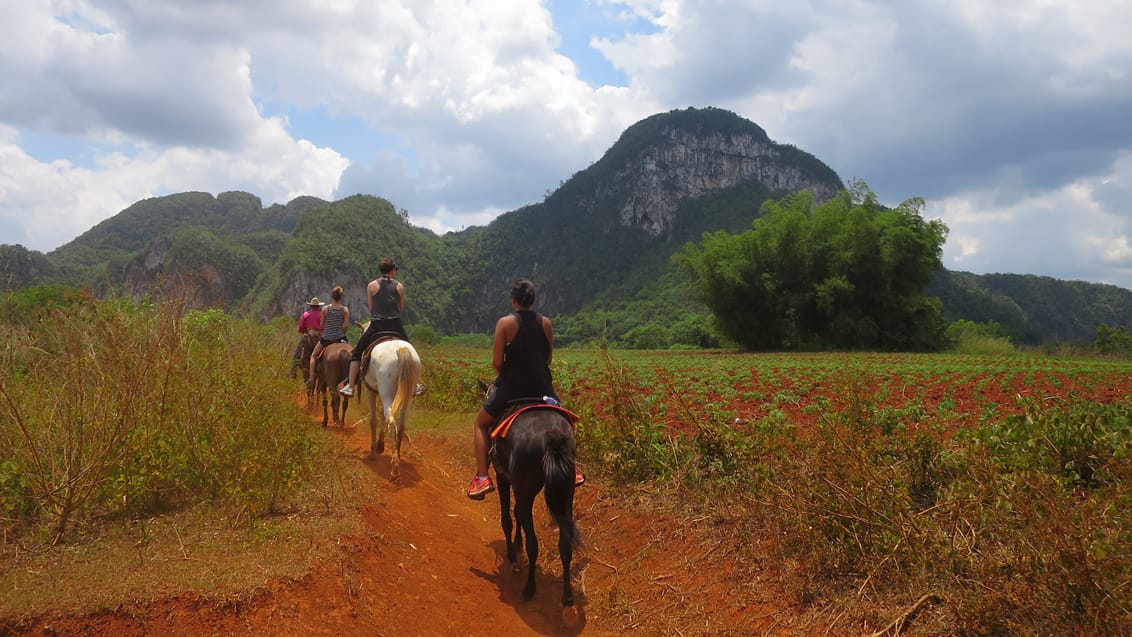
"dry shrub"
0,297,321,546
569,355,1132,635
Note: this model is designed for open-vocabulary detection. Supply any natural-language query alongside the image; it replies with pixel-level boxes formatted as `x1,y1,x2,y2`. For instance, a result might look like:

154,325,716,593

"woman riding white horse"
352,325,422,481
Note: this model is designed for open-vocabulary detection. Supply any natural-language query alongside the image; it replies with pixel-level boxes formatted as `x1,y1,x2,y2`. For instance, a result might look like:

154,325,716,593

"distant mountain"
929,269,1132,345
441,106,845,332
3,107,1129,346
40,191,327,304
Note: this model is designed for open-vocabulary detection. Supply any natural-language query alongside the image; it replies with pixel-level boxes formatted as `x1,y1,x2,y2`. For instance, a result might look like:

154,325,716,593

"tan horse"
355,330,422,480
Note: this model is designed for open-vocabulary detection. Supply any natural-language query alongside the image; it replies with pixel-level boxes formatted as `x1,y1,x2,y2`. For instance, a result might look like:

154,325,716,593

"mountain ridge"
3,107,1129,346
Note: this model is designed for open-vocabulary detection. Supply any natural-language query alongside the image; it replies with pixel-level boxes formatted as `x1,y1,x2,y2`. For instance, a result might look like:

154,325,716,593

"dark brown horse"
311,341,351,427
299,330,320,387
491,403,581,617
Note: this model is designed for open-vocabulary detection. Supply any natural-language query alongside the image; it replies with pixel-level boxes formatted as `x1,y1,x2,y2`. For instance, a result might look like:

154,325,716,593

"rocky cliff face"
593,126,842,237
276,269,368,324
124,238,372,321
122,237,232,308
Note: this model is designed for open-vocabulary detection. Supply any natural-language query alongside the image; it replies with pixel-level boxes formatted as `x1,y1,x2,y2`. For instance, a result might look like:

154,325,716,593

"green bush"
408,324,440,345
1096,323,1132,357
572,350,680,483
440,332,492,348
946,319,1017,355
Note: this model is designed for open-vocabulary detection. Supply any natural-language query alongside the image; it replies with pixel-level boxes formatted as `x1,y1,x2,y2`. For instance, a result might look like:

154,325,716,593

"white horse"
357,336,422,481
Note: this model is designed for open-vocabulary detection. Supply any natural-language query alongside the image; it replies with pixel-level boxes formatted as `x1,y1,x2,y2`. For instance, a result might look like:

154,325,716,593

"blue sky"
2,1,1132,290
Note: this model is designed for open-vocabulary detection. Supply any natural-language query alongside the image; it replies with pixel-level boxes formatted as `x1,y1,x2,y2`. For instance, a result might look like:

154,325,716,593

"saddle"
312,338,349,361
490,401,580,439
357,332,405,379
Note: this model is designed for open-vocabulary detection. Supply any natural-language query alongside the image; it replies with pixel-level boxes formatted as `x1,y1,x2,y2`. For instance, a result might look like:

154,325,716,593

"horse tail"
543,428,582,549
388,345,418,424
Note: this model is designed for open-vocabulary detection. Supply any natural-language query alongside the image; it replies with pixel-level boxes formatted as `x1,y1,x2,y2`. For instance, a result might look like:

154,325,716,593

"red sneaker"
575,467,585,487
466,474,495,500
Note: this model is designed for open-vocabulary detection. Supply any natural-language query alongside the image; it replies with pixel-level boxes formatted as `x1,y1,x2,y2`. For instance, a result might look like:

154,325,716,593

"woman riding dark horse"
466,278,584,500
291,297,324,379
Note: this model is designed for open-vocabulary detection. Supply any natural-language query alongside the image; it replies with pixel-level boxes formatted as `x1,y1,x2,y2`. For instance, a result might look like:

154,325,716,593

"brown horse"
299,330,321,387
311,341,351,427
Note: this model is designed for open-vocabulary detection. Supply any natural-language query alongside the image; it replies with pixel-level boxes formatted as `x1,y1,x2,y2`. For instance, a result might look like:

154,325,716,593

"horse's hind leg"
330,392,341,427
497,480,519,571
559,524,575,607
367,393,382,459
390,406,410,481
516,499,539,600
375,399,388,454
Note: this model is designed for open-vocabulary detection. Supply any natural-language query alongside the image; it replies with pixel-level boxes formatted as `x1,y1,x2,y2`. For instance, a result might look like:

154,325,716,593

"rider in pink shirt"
298,301,324,334
290,297,325,377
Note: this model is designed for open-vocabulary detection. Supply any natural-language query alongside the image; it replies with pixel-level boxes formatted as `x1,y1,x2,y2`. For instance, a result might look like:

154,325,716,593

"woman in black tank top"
466,279,583,499
339,257,409,397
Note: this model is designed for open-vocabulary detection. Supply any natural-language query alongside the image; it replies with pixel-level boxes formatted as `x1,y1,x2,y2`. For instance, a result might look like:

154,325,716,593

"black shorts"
351,318,408,361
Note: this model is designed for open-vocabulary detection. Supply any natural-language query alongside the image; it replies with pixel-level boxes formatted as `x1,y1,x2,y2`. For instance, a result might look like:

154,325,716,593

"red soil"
16,358,1112,635
7,413,792,637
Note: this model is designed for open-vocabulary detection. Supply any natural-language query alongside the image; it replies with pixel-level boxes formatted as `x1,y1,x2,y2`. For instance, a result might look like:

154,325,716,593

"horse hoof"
377,442,385,454
511,563,521,574
562,605,579,628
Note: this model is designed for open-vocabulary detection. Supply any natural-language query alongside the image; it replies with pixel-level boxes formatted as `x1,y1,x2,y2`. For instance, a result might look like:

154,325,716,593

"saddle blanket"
490,404,580,439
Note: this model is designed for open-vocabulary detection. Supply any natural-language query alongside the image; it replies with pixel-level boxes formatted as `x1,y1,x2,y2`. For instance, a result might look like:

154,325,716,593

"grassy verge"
0,440,369,620
0,295,374,621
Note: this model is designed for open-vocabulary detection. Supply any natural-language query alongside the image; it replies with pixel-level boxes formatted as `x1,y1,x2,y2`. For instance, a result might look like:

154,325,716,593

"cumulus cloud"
0,121,347,250
268,0,651,227
0,0,348,250
3,0,1132,292
588,0,1132,286
931,151,1132,285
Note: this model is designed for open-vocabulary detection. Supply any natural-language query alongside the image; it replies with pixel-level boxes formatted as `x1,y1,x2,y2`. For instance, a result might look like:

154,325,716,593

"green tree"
618,322,670,349
670,313,725,348
1095,323,1132,356
675,181,948,351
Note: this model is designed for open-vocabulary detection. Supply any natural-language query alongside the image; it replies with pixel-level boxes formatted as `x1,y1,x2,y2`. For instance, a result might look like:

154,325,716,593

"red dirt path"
8,413,792,637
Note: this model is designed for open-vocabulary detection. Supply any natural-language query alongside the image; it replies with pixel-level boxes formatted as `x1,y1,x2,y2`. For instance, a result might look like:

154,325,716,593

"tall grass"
0,297,321,545
573,352,1132,635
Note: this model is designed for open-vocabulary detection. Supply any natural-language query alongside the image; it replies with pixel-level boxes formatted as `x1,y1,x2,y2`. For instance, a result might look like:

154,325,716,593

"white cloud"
3,0,1132,293
929,151,1132,284
0,0,348,250
0,121,346,250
